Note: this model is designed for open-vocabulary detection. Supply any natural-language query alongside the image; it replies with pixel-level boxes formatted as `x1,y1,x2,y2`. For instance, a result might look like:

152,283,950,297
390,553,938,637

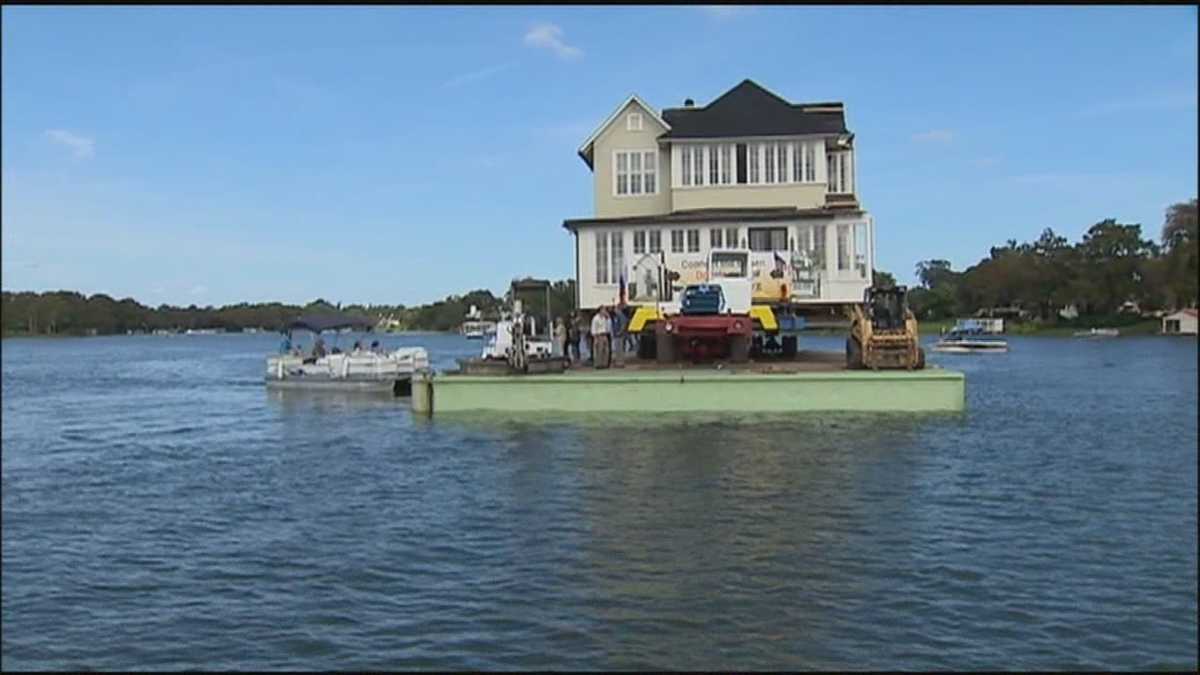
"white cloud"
44,129,95,158
523,23,583,60
911,129,955,144
441,62,516,89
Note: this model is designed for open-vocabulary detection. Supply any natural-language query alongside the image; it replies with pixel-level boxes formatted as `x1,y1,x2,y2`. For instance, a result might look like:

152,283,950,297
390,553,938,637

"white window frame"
633,230,646,255
748,144,760,184
596,231,610,284
613,149,659,198
670,229,684,253
649,229,662,253
626,112,643,131
710,227,723,249
686,228,701,253
725,227,738,249
720,144,732,184
764,143,776,183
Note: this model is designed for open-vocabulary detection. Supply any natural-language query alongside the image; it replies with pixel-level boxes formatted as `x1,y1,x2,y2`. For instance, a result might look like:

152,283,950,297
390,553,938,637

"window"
710,228,723,249
748,144,760,183
726,227,738,249
687,228,700,252
828,154,839,192
709,144,719,185
749,227,788,252
777,143,788,183
649,230,662,253
805,143,816,182
837,224,850,270
692,146,705,186
720,144,732,184
670,229,684,253
764,144,775,183
840,154,848,193
616,150,657,196
792,142,803,183
612,231,625,284
682,147,692,186
627,112,643,131
596,232,625,284
596,231,610,284
854,223,868,279
634,230,646,255
710,251,749,278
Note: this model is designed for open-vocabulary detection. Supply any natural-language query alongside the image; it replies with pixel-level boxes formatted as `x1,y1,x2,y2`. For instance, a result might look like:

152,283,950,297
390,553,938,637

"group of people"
279,333,384,363
552,306,634,369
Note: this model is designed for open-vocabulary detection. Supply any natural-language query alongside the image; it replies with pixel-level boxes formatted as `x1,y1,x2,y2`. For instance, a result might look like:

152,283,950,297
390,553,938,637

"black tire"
915,346,926,370
729,334,751,363
656,330,676,364
845,336,863,370
637,333,656,360
782,335,798,359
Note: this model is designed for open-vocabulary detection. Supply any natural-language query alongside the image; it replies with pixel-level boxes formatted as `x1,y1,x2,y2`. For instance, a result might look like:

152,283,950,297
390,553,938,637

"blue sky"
2,5,1196,307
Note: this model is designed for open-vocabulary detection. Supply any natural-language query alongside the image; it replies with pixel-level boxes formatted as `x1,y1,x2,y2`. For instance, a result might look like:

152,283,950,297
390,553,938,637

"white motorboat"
266,313,430,394
1073,327,1119,338
931,329,1009,353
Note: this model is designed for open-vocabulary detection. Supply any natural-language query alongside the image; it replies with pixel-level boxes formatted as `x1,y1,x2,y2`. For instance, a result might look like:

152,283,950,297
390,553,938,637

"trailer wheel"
655,330,676,364
637,333,657,360
729,334,751,363
782,335,798,359
916,346,926,370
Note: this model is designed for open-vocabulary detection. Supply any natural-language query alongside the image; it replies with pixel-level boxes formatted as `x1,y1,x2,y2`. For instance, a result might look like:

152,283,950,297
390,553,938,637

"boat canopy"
287,313,375,334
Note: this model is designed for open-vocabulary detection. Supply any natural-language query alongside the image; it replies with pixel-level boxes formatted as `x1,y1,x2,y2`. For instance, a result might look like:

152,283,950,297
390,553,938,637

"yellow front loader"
846,286,926,370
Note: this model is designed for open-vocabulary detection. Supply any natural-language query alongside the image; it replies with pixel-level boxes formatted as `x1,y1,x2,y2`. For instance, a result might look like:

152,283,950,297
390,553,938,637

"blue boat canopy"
287,313,374,334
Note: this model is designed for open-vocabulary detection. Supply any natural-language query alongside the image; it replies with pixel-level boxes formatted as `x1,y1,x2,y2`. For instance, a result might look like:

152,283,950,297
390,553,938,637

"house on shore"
562,79,874,312
1162,309,1198,335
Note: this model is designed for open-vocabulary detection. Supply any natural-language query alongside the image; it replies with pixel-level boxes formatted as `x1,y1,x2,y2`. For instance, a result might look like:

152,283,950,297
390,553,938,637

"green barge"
411,353,964,416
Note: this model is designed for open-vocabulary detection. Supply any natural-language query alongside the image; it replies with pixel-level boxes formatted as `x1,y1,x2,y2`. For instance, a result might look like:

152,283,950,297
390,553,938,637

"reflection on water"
1,333,1196,670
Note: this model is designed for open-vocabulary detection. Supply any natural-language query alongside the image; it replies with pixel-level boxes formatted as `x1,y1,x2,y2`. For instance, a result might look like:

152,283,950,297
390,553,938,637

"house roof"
563,206,863,231
659,79,849,140
577,94,670,169
1167,308,1199,318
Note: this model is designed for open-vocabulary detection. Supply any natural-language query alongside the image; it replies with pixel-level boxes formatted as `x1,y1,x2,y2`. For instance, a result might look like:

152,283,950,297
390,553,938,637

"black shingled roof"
659,79,847,139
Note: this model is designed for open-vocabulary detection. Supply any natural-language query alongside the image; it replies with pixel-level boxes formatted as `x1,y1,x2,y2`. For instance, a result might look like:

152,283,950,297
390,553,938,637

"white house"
1162,309,1198,335
562,80,874,312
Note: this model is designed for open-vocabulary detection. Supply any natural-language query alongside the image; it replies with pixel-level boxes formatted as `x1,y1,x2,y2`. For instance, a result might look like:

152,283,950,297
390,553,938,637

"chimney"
684,98,694,107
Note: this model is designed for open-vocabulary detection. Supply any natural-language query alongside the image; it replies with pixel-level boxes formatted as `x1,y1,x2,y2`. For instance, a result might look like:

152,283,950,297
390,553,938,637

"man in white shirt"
590,307,611,369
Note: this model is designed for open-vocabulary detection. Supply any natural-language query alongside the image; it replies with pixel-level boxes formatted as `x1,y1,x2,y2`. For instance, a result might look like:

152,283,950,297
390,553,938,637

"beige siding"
593,101,672,219
672,183,827,211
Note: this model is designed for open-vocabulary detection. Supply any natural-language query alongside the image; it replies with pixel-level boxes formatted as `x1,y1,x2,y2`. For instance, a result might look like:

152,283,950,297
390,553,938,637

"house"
1162,309,1198,335
562,79,874,312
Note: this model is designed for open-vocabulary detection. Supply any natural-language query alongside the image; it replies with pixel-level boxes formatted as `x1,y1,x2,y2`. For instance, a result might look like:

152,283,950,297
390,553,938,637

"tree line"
891,199,1197,322
2,279,578,337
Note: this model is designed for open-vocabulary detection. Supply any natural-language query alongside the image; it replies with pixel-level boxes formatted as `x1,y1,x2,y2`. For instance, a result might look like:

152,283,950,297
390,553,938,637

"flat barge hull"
412,359,964,415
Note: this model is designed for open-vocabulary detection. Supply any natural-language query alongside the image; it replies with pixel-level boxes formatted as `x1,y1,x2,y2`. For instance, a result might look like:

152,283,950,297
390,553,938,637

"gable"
577,95,669,169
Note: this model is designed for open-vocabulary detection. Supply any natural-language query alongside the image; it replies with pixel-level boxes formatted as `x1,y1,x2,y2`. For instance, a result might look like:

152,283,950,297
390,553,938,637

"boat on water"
266,313,429,394
931,329,1009,354
460,304,497,340
1073,328,1120,338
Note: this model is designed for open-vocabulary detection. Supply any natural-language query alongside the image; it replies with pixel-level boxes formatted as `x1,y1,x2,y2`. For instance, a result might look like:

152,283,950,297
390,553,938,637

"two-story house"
563,79,875,312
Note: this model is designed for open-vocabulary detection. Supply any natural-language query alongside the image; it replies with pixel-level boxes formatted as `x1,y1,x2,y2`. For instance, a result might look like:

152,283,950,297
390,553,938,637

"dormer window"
626,113,643,131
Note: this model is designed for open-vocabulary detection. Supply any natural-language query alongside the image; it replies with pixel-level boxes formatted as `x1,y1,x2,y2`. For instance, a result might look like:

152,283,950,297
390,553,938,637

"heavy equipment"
627,249,776,364
845,285,926,370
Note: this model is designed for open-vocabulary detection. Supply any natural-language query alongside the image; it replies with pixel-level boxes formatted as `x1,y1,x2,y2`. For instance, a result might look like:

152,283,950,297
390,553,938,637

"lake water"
2,332,1196,670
